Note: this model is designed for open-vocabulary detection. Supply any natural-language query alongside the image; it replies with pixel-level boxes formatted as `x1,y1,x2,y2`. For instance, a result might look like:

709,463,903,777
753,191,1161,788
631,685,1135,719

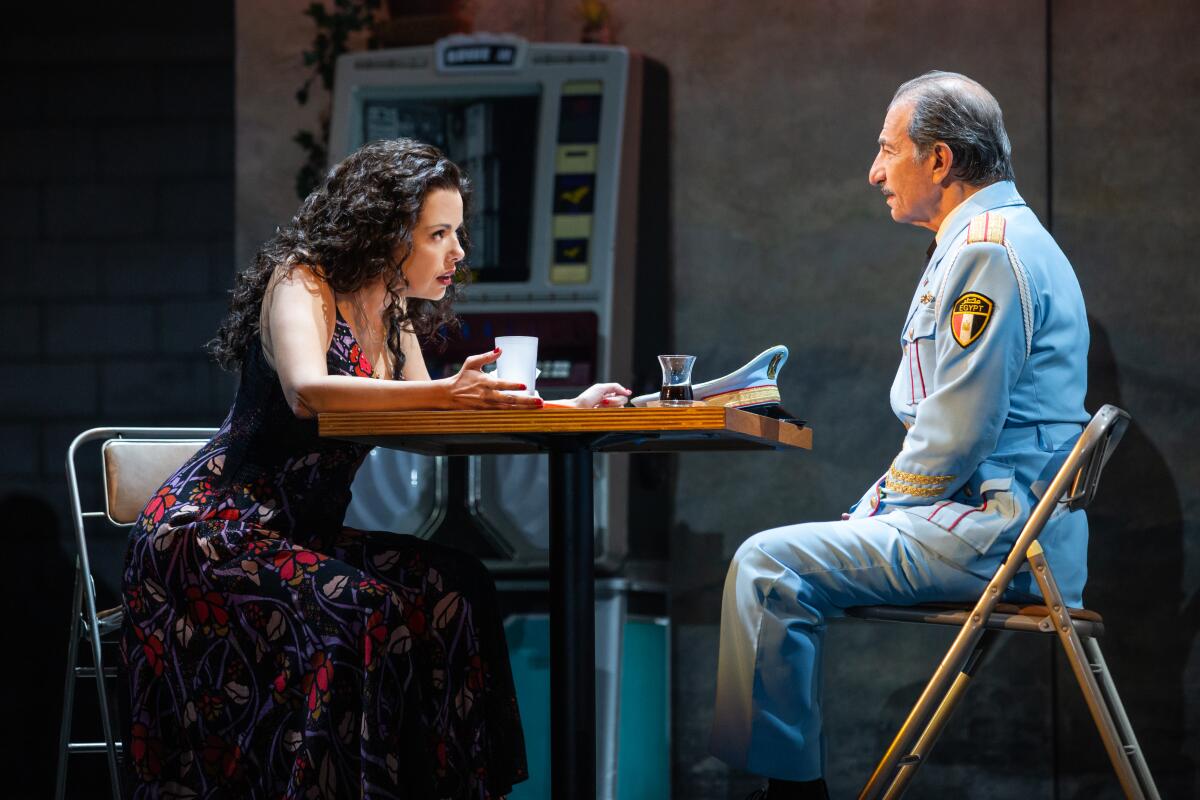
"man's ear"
931,141,955,185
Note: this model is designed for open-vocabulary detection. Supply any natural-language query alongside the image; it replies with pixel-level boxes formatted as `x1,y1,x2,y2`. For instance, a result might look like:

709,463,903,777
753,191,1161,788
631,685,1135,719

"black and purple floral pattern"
121,313,527,799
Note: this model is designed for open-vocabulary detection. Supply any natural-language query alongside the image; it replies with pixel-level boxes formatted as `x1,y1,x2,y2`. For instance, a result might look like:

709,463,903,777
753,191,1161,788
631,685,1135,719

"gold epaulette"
965,212,1006,245
885,463,954,498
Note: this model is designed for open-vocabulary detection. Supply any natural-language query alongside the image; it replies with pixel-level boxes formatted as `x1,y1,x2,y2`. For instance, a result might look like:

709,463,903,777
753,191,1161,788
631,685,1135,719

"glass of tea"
657,355,696,406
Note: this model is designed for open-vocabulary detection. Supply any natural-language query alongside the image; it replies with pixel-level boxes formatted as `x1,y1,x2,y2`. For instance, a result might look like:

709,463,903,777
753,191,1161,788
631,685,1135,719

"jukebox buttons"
551,80,603,285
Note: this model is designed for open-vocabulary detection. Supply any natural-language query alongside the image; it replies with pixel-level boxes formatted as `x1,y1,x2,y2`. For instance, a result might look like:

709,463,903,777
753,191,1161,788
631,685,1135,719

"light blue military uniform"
710,181,1090,781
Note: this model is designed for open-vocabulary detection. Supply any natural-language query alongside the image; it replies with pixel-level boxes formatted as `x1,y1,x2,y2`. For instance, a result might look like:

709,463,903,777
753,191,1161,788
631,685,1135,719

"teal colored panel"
505,616,551,800
503,614,670,800
617,619,670,800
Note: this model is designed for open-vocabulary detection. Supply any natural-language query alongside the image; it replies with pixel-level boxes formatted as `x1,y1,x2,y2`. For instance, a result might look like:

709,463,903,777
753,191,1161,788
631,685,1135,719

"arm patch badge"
950,292,994,347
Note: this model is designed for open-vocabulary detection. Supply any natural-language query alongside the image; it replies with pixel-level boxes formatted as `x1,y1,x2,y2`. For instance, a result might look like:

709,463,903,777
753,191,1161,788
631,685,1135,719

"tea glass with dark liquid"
657,355,696,406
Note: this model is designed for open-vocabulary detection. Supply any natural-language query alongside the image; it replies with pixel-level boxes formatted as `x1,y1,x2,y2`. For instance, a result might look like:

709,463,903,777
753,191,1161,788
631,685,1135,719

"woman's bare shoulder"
272,262,332,298
263,263,337,319
261,263,337,367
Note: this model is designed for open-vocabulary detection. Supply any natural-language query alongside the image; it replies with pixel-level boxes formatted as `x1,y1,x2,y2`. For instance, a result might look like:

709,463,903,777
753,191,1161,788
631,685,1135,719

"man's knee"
731,522,843,577
731,530,772,571
726,523,834,606
725,530,780,609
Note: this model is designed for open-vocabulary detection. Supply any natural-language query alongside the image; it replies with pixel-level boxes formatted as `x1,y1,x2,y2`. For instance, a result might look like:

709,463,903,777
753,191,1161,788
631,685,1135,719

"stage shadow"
1,492,76,799
1061,316,1196,797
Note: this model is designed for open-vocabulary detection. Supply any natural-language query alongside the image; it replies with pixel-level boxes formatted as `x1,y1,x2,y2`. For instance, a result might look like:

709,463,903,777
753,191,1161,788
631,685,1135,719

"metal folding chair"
849,405,1161,799
57,427,216,800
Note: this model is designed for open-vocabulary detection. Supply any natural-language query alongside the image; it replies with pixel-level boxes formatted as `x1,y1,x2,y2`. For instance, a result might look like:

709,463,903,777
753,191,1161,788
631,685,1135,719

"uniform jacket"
849,181,1091,600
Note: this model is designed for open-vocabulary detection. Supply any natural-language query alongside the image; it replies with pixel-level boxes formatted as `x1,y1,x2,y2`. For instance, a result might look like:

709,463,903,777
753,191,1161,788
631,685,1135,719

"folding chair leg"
1028,542,1144,799
859,597,1011,799
1083,638,1162,800
91,631,123,800
55,563,84,800
82,576,124,800
878,630,999,800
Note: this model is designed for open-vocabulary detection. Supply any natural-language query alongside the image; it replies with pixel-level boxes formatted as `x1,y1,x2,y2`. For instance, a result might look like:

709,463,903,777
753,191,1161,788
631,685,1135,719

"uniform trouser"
708,515,1018,781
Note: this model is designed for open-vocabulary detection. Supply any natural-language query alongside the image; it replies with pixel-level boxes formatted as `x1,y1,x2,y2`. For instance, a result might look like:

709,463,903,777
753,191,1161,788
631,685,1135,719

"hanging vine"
293,0,382,199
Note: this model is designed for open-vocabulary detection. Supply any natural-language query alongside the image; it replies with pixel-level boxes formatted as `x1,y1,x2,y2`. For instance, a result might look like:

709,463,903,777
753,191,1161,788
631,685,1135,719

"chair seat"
846,601,1105,637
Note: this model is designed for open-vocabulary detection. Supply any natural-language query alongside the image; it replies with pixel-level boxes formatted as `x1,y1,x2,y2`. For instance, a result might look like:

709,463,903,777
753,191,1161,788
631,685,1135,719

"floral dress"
121,313,527,799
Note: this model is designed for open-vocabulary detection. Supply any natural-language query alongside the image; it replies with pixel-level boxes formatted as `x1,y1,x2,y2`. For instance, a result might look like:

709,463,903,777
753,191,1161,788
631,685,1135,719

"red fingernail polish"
536,399,544,407
518,384,527,390
493,347,501,354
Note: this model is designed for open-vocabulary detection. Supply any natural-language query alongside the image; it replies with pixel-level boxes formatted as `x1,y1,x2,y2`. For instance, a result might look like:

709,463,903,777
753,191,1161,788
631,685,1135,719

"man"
709,71,1090,799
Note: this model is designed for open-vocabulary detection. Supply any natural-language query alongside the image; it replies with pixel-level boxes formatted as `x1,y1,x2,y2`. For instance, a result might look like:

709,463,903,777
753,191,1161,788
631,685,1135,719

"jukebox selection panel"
424,311,598,392
551,81,604,287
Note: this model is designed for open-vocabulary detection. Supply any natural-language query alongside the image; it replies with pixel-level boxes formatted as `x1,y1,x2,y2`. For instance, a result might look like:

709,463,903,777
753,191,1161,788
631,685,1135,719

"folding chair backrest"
101,439,208,525
1063,404,1130,512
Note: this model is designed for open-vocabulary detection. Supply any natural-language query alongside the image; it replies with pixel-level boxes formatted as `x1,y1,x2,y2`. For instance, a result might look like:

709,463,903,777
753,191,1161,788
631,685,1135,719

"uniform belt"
995,422,1083,451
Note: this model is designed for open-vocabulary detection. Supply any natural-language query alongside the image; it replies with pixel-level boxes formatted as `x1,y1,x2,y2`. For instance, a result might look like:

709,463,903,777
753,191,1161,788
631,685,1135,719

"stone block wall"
0,1,236,526
0,6,234,795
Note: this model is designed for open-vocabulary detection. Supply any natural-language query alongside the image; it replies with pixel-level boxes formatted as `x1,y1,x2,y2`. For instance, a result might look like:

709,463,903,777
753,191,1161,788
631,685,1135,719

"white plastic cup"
495,336,538,396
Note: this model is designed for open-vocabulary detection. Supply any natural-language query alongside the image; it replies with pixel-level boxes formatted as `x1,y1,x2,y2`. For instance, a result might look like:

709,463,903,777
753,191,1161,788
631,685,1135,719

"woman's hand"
439,349,543,409
568,382,632,409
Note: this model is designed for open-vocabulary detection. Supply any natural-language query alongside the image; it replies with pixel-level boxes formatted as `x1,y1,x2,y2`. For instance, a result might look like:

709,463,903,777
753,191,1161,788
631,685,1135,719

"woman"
121,138,630,799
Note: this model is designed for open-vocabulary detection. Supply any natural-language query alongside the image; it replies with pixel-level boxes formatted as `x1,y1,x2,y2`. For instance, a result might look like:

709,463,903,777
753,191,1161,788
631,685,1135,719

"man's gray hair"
891,71,1016,186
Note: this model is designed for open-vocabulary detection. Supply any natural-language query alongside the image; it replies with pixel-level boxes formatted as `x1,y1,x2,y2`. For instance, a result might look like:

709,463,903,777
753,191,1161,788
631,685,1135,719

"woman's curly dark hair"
207,138,470,377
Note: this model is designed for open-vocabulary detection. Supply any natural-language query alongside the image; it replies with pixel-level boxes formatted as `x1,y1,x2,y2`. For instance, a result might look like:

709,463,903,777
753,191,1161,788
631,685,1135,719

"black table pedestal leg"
549,443,596,800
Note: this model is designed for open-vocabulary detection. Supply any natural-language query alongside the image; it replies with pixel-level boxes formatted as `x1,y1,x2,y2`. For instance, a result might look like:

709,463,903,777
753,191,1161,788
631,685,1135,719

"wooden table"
320,406,811,799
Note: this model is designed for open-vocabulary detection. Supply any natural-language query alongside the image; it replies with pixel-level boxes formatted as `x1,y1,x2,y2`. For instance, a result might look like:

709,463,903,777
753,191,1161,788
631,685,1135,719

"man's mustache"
879,187,895,197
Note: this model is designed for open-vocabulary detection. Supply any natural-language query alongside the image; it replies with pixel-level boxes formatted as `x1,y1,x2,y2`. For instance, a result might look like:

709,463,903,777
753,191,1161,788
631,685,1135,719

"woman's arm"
399,324,432,381
262,266,539,417
545,382,633,409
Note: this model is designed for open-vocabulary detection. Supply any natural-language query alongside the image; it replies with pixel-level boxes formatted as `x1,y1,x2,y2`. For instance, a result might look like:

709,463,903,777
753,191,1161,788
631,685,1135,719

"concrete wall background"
2,0,1193,797
1052,2,1200,797
240,1,1198,794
